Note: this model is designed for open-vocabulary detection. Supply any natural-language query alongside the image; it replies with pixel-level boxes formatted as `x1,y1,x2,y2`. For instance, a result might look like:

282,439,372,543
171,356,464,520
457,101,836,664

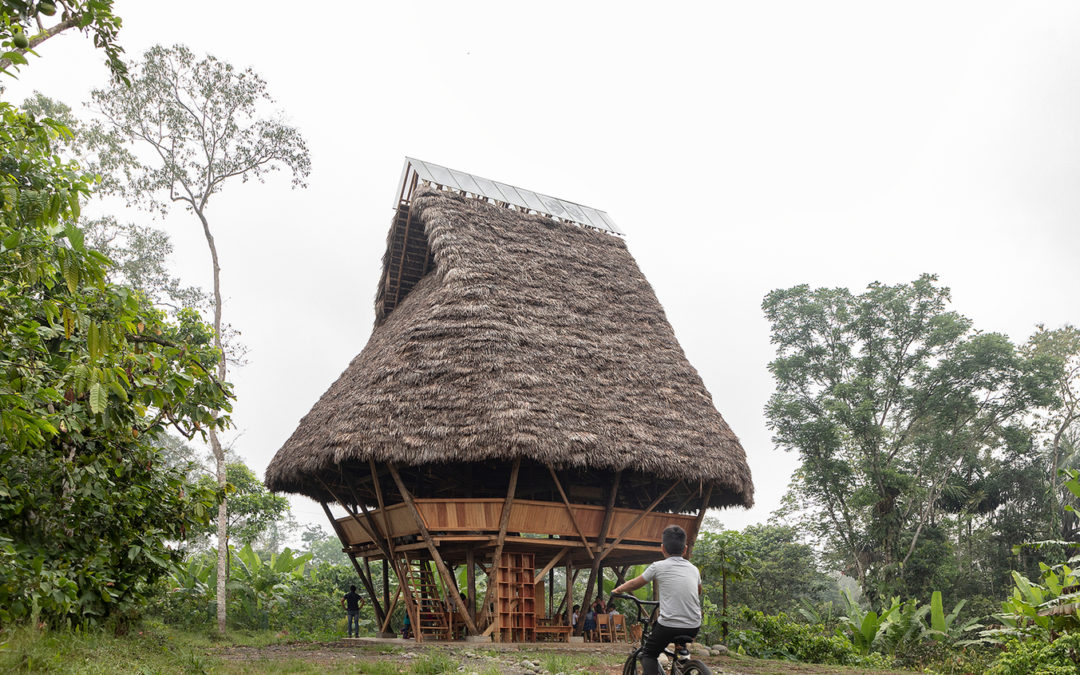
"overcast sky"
8,1,1080,537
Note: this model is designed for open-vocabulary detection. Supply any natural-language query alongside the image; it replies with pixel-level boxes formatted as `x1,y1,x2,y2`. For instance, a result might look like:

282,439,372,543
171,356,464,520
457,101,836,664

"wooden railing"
336,499,697,549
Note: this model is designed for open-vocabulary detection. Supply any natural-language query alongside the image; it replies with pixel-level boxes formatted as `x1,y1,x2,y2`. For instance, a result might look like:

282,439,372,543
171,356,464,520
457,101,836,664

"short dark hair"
662,525,687,556
349,584,357,592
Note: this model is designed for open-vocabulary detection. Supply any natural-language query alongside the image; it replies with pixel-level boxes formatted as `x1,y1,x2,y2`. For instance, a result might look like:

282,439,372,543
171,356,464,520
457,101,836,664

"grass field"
0,624,915,674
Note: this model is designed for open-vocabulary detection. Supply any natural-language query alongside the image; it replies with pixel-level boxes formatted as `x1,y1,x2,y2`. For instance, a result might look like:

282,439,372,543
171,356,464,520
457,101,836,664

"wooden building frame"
266,160,754,641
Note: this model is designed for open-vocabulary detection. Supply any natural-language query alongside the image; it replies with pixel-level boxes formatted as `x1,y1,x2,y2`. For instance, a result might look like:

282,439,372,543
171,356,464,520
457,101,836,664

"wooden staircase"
403,555,449,641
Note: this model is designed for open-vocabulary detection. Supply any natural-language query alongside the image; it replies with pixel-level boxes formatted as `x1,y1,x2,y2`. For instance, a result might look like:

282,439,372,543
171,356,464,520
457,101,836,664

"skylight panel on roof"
397,158,623,236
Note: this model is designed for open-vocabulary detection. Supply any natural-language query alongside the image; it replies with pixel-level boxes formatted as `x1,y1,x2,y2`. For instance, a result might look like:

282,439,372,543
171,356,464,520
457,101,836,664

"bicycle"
611,592,712,675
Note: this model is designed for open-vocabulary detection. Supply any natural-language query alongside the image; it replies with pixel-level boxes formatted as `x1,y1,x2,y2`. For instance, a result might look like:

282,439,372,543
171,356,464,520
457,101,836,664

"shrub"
727,609,869,665
986,634,1080,675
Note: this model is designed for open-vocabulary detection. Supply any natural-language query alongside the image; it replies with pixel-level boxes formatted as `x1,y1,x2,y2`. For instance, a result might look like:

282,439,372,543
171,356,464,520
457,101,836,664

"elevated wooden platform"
334,498,697,567
320,460,713,642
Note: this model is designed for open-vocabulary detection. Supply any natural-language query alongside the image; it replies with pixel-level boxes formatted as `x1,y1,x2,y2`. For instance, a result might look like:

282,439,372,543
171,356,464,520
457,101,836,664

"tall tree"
763,274,1060,600
0,6,232,624
86,44,311,633
1026,325,1080,539
695,528,757,639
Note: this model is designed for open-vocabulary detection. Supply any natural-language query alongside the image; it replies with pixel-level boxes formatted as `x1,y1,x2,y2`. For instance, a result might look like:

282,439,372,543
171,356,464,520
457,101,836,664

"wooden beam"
594,471,622,554
317,477,390,559
556,566,577,617
599,480,683,558
321,501,385,625
356,465,419,640
684,483,714,559
349,552,386,626
533,549,567,585
380,583,402,635
476,458,521,628
575,471,620,634
547,466,596,560
382,559,390,612
388,464,480,636
466,548,477,623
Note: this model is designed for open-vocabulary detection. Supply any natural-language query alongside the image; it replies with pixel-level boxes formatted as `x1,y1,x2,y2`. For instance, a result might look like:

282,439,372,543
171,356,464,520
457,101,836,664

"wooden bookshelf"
495,552,535,642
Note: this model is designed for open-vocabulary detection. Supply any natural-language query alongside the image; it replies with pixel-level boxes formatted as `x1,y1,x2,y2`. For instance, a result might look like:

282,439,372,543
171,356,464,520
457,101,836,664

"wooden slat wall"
335,499,697,549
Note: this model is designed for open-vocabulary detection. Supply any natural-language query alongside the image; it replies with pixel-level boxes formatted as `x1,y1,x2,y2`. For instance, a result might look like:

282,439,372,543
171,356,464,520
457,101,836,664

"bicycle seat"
671,635,695,646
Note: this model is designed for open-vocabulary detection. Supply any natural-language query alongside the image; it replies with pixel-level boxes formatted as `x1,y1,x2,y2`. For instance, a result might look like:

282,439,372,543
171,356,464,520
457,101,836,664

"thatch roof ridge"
266,187,753,507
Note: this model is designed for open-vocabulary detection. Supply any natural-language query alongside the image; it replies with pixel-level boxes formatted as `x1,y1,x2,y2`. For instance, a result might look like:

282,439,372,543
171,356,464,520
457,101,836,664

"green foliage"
0,0,126,82
194,461,290,549
0,622,216,673
986,633,1080,675
727,608,876,666
837,591,895,655
409,649,455,674
764,275,1062,601
0,59,232,627
156,545,366,640
86,43,311,215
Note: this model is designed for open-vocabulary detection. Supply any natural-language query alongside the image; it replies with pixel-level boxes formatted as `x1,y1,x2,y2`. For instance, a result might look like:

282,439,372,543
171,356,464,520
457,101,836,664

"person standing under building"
341,584,365,638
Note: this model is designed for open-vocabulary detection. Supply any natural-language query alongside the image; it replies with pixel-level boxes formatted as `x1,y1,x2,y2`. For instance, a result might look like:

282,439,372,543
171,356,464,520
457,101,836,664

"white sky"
8,1,1080,536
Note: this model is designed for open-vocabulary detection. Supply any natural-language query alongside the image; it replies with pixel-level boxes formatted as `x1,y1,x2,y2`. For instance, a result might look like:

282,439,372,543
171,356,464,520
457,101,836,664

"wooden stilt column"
388,464,480,636
548,567,554,620
575,471,620,634
466,548,477,623
367,461,419,639
684,484,714,559
476,458,521,629
382,559,390,611
556,563,575,619
320,501,386,627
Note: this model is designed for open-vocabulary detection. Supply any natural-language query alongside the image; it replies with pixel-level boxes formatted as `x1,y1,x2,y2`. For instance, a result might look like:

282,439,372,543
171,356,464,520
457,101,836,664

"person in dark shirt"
341,585,365,638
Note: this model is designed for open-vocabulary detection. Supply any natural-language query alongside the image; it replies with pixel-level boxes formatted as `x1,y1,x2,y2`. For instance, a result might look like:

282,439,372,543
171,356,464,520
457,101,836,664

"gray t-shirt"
641,556,701,629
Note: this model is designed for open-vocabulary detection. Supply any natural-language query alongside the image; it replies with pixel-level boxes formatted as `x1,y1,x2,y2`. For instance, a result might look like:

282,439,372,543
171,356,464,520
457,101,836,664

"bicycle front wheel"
622,650,643,675
671,658,712,675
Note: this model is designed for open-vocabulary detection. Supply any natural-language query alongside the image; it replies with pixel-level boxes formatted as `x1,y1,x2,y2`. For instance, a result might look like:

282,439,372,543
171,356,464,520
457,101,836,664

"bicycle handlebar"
611,592,658,607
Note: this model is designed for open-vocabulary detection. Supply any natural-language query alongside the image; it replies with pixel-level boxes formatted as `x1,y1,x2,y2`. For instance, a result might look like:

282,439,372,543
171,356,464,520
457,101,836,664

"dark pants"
641,622,699,675
347,609,360,637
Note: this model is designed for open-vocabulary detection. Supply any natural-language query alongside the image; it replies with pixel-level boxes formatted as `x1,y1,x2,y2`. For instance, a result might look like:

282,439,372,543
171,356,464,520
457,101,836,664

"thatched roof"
266,186,753,510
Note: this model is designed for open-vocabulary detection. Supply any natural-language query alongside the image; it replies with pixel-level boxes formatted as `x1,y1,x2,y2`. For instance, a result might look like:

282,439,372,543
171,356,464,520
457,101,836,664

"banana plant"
226,545,312,629
838,590,897,654
926,590,980,644
878,598,929,656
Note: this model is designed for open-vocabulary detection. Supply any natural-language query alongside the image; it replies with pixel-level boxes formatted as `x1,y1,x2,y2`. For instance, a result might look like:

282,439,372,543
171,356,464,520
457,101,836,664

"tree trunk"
721,566,729,640
212,427,227,634
198,206,230,636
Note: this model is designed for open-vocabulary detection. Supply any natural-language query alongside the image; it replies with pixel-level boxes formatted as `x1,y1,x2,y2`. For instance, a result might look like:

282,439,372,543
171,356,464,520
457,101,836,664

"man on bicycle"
612,525,701,675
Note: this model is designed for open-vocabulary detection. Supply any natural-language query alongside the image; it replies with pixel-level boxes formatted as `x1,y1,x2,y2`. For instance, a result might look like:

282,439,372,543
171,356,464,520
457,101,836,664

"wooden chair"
610,613,628,642
596,613,613,642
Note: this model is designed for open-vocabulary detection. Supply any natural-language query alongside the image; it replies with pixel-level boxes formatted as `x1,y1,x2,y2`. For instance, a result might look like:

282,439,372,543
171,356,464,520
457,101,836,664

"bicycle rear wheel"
671,658,712,675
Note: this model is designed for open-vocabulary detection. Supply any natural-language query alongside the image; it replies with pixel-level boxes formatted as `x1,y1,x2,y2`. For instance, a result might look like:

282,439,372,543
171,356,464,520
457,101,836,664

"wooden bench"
534,626,572,643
